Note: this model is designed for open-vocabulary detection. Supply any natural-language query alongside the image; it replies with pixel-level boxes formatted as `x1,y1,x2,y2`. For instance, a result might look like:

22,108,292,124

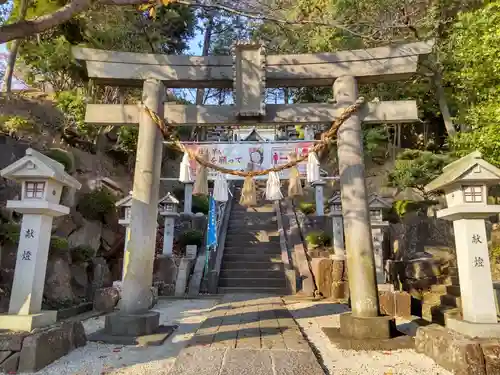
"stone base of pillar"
446,315,500,338
88,311,176,346
0,311,57,332
322,312,414,350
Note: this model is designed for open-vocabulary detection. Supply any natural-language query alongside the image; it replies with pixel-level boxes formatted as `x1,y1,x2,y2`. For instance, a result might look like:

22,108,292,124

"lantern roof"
116,191,133,207
158,192,180,205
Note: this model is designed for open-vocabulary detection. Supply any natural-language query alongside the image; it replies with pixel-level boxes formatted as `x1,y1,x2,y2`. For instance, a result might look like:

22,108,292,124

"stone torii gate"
72,40,432,342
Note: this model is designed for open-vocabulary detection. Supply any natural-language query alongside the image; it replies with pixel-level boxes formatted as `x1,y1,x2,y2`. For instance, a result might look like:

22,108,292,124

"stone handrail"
205,182,235,294
275,200,298,295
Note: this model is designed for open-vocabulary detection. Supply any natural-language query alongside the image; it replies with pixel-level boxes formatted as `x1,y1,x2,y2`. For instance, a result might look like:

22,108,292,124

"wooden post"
334,76,379,318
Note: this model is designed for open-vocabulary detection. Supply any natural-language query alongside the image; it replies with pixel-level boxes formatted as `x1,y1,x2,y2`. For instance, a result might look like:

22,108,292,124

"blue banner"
206,195,217,248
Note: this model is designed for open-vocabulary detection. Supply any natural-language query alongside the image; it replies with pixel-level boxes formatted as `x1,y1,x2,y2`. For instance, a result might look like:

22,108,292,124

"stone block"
0,352,19,373
0,351,12,363
339,312,395,340
44,257,75,304
379,291,395,317
186,245,198,259
405,259,442,279
93,287,120,312
415,324,486,375
311,258,333,298
18,322,83,373
0,332,27,351
104,311,160,336
153,256,179,285
482,341,500,375
446,316,500,339
332,260,344,281
0,311,57,332
395,291,412,318
331,281,347,299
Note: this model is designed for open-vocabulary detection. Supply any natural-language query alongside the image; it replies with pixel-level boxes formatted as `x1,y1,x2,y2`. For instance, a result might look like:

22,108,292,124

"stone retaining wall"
0,321,86,373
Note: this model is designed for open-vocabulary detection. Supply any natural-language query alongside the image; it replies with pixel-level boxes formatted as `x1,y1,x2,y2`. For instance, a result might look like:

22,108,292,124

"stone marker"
312,180,326,216
0,148,81,331
367,193,392,285
425,151,500,337
328,192,345,260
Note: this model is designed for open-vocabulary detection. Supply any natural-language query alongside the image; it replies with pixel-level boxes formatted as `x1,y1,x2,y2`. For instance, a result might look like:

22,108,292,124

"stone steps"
220,269,284,279
441,294,462,309
222,261,285,271
223,247,281,255
223,253,283,263
218,286,287,295
219,277,286,288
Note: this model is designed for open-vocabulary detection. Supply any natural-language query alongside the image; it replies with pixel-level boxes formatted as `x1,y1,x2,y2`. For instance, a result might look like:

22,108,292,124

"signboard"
182,142,315,180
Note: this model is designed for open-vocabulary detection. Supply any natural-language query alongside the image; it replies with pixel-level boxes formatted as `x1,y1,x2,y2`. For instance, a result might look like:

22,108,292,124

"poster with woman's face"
246,147,264,172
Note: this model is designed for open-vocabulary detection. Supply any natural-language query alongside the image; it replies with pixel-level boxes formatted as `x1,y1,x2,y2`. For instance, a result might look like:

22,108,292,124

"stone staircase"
218,183,288,294
422,262,462,324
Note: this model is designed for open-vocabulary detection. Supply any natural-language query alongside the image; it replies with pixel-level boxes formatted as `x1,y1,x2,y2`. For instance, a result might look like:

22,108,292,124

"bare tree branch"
0,0,373,45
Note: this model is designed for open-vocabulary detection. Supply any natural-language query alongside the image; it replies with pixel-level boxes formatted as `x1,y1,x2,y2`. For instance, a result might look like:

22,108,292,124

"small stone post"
328,193,345,260
425,151,500,337
183,181,194,214
312,180,326,216
158,193,180,257
0,148,81,331
116,192,133,280
334,76,379,318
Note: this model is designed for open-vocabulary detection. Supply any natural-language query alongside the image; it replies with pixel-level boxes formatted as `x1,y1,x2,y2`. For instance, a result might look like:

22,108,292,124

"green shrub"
392,200,437,218
0,115,39,135
77,188,117,221
70,245,96,263
305,230,332,249
49,236,69,257
44,148,73,172
192,195,209,215
298,202,316,215
490,246,500,264
0,222,20,244
178,229,204,249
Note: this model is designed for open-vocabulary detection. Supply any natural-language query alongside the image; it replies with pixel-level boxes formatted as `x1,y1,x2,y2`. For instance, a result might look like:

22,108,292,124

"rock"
52,215,78,238
311,258,333,298
149,286,158,309
0,332,26,351
45,257,75,304
93,287,120,312
482,341,500,375
154,256,180,285
68,219,102,251
90,257,113,293
331,281,347,300
71,321,87,349
101,226,118,250
405,258,442,280
18,322,82,373
415,324,486,375
0,352,19,373
71,262,89,298
0,351,12,363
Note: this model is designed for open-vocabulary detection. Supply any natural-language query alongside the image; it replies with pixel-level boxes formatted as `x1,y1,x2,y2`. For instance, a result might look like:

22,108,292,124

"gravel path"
286,300,452,375
29,298,219,375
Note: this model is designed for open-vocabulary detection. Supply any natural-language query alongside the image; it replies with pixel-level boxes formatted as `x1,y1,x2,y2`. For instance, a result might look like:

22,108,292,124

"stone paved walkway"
168,294,325,375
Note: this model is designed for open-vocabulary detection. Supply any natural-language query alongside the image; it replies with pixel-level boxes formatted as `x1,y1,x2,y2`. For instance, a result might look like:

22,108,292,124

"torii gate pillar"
100,78,165,341
334,76,380,319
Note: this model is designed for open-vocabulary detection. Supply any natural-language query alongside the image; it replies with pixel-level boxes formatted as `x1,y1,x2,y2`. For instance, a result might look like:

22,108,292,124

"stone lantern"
425,151,500,337
115,191,133,280
367,193,392,284
158,192,179,257
0,148,81,331
328,192,345,260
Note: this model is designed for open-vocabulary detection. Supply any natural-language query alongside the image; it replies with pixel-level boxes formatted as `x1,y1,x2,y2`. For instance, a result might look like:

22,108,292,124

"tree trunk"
2,0,29,93
433,70,456,136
